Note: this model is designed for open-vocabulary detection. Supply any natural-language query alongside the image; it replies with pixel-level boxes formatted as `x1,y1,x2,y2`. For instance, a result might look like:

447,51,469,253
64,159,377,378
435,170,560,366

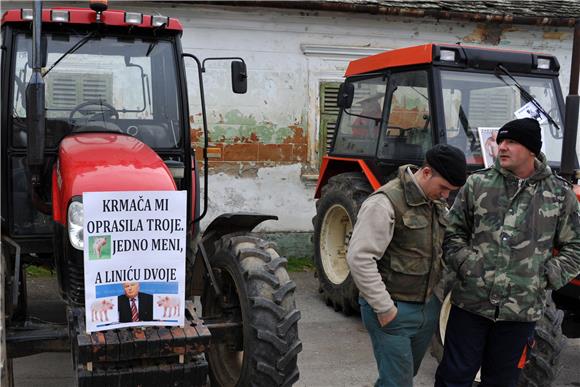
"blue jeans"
360,296,441,387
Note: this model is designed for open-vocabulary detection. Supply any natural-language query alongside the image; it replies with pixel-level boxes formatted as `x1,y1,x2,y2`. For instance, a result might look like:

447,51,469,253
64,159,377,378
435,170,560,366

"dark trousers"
435,306,535,387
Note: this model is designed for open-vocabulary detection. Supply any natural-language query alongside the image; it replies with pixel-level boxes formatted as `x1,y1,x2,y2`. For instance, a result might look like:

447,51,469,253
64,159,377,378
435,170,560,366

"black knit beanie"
425,144,467,186
496,118,542,155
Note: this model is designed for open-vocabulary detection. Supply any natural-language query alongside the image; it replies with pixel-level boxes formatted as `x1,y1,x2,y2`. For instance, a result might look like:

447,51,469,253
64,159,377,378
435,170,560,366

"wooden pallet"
68,301,210,387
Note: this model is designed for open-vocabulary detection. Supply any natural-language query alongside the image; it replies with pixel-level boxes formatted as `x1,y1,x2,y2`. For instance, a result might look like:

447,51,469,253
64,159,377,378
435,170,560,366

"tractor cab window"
440,70,564,166
10,32,182,150
333,77,387,156
378,70,432,160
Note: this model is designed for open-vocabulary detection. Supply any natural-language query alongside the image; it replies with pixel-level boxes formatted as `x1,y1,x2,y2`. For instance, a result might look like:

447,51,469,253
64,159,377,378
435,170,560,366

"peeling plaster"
201,164,316,232
543,31,569,40
463,24,504,45
192,110,305,145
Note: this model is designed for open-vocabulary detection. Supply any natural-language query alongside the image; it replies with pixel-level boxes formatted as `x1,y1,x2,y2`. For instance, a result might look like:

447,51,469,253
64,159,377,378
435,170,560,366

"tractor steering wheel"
69,99,120,122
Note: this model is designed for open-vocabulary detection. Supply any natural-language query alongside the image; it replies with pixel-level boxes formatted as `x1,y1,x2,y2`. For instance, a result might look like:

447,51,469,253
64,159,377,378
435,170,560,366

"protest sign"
83,191,186,333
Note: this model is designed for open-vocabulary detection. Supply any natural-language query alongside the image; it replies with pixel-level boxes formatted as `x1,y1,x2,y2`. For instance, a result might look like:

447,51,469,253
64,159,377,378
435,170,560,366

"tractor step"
68,301,211,387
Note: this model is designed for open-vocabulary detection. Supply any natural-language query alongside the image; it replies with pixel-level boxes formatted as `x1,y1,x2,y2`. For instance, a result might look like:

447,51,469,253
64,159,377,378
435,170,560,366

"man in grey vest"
347,144,467,387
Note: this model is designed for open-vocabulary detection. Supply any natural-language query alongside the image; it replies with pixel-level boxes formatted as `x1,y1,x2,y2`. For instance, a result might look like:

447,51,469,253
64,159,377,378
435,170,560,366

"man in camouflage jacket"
435,118,580,387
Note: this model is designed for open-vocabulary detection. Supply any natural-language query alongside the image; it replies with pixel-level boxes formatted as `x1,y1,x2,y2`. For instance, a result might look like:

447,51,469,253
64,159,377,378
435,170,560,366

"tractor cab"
4,13,186,238
323,44,566,192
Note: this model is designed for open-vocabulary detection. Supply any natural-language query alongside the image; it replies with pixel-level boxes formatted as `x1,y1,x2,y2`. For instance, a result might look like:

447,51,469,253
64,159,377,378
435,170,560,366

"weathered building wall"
4,2,578,247
144,3,576,236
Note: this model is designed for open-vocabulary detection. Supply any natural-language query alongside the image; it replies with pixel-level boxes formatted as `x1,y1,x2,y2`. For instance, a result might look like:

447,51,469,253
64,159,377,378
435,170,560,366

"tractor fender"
188,213,277,298
200,213,277,256
52,133,176,224
314,156,381,198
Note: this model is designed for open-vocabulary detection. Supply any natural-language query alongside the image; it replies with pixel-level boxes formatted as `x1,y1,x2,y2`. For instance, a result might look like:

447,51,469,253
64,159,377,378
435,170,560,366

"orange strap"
517,345,528,369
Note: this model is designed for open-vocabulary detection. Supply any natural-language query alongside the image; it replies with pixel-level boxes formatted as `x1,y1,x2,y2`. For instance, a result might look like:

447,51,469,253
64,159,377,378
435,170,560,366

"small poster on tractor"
477,127,500,168
83,191,187,333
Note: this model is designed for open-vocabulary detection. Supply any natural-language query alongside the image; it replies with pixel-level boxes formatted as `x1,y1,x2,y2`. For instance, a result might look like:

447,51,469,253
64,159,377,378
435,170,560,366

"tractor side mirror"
231,61,247,94
337,82,354,109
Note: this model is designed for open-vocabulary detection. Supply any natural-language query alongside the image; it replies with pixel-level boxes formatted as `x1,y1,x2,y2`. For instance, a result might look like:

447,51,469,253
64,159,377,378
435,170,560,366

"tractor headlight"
68,201,84,250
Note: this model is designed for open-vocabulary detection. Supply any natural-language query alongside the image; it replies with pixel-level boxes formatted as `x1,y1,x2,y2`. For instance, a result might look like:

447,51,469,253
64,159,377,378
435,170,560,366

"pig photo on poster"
82,191,187,333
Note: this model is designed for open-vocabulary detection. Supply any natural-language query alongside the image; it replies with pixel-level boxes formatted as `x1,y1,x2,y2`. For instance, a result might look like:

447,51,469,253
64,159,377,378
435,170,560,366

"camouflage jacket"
444,154,580,322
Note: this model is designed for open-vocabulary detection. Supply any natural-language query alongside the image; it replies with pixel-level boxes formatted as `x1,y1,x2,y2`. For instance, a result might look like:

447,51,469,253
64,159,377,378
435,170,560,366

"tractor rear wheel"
517,293,566,387
202,234,302,387
430,293,566,387
312,172,371,315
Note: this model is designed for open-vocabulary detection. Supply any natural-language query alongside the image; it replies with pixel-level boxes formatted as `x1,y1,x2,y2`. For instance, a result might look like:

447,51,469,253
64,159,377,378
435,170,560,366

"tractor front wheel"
312,172,371,315
202,234,302,387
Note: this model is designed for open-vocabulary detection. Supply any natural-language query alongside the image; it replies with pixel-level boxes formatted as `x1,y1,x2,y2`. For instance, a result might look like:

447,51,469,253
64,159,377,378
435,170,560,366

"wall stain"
190,110,308,169
543,31,568,40
463,24,504,45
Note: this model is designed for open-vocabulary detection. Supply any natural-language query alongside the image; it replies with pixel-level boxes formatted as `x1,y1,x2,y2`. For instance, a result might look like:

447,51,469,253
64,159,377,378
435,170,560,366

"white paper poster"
477,127,500,168
514,101,548,124
83,191,186,333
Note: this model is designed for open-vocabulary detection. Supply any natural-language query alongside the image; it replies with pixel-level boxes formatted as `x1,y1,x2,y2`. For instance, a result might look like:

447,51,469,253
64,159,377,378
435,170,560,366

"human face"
123,282,140,299
420,168,461,201
497,139,535,177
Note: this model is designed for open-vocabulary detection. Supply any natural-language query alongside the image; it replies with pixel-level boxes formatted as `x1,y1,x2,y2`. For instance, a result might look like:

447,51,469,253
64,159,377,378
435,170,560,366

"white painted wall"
146,4,577,232
3,2,579,233
201,164,316,232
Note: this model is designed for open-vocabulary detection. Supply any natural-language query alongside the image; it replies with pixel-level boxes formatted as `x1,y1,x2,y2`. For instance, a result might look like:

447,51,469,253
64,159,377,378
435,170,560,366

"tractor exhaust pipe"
560,19,580,183
26,1,49,214
27,0,46,173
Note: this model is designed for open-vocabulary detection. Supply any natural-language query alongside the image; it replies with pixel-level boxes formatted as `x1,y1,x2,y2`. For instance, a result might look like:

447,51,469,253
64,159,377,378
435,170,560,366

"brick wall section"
191,126,308,165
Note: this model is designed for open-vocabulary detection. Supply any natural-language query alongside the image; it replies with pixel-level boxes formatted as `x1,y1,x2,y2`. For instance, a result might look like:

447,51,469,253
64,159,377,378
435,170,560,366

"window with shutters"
318,82,340,164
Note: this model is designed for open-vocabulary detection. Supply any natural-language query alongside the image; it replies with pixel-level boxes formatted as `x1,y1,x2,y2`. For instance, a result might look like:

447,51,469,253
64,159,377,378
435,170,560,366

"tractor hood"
52,133,176,224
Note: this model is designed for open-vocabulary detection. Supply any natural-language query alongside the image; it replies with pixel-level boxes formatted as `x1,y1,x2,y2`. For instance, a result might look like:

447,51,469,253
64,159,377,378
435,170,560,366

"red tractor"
313,37,580,385
1,2,301,386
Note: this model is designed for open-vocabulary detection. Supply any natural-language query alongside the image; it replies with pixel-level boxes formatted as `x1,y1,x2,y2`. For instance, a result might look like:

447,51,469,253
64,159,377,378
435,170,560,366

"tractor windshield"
440,70,564,167
10,32,182,149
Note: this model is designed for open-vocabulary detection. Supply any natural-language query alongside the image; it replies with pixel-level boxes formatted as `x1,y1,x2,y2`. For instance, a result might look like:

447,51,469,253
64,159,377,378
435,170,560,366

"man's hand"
377,306,398,328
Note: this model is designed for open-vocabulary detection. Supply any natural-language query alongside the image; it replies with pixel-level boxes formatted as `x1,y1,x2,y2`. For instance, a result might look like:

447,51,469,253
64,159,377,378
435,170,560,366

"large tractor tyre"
1,249,14,387
202,234,302,387
430,293,566,387
517,293,566,387
312,172,372,315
